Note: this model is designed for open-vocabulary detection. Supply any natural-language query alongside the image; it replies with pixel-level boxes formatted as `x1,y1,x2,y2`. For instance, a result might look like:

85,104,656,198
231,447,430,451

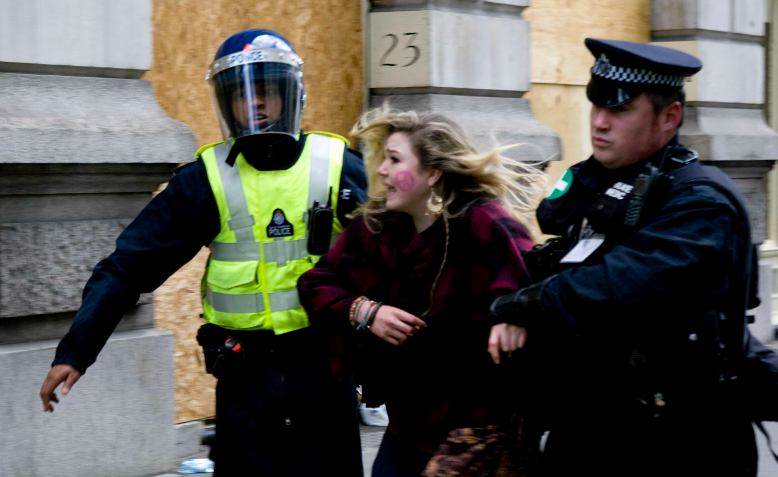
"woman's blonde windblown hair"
350,107,547,234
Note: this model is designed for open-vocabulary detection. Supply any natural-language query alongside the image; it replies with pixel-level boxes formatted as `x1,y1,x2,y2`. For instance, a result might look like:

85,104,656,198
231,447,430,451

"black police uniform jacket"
526,138,757,477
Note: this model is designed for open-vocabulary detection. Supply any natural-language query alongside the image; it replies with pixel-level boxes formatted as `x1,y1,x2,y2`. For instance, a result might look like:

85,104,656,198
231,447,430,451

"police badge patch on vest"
267,208,294,237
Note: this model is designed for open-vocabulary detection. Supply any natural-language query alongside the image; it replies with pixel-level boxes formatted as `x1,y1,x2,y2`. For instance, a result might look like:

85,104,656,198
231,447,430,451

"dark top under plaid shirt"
298,197,535,469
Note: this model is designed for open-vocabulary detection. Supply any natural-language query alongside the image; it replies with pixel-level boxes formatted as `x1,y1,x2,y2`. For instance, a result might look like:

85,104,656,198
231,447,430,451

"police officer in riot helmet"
209,31,304,140
206,29,312,170
40,29,366,476
490,38,759,476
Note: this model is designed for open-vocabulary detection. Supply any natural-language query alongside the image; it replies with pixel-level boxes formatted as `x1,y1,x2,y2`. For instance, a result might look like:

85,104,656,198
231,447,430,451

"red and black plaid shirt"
299,198,534,459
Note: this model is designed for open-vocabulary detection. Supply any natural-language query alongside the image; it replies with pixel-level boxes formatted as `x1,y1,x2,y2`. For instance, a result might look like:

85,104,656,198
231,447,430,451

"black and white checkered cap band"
592,54,685,87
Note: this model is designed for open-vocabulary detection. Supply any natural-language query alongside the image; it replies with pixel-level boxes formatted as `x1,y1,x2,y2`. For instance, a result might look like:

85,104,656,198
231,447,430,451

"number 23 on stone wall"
379,32,421,67
369,11,430,88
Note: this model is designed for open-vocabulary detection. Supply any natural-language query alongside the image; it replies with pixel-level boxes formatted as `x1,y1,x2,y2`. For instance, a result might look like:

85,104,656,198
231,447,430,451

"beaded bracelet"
364,302,383,329
358,299,372,326
349,296,369,328
355,302,372,330
356,300,377,331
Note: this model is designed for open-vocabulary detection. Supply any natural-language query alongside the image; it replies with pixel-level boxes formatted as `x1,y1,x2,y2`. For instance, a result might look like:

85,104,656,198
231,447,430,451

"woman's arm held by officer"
488,323,527,365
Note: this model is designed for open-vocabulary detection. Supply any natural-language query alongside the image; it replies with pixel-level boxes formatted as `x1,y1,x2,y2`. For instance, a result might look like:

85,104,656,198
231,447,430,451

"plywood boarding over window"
525,0,650,185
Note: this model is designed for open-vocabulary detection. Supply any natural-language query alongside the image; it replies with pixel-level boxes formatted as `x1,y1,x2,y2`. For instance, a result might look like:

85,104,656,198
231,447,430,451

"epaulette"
194,141,225,159
306,131,350,147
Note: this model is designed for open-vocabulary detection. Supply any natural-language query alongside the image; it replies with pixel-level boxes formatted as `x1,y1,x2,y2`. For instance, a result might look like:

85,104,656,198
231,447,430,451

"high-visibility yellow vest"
199,132,345,333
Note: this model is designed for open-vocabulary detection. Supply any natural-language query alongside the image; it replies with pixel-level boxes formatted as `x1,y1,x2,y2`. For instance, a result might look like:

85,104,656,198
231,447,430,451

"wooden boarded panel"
525,0,651,211
153,249,213,423
526,84,592,184
525,0,650,85
145,0,364,147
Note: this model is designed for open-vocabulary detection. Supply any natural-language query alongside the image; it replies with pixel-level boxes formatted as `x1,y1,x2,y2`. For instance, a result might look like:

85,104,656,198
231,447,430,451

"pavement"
156,422,778,476
156,424,385,476
757,422,778,477
162,422,778,476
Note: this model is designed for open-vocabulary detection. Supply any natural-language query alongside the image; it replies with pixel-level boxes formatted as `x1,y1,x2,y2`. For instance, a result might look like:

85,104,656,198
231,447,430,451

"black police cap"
585,37,702,108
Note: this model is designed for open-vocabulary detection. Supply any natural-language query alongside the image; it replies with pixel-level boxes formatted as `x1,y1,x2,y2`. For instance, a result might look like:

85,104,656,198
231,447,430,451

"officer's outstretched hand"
488,323,527,365
370,305,427,346
40,364,81,412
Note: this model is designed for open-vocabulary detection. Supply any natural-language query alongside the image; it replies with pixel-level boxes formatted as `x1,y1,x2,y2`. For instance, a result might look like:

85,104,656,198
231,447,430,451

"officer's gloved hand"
489,280,547,327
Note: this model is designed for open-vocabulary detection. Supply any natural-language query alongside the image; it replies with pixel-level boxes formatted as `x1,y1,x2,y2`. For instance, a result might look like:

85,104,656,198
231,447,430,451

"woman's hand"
488,323,527,364
370,305,427,345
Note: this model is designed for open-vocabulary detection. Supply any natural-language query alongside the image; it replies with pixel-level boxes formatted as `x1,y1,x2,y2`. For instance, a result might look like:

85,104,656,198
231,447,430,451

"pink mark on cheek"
393,171,416,192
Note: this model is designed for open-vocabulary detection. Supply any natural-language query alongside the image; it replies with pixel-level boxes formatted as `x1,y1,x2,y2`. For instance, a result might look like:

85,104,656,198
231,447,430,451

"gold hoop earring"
426,189,444,216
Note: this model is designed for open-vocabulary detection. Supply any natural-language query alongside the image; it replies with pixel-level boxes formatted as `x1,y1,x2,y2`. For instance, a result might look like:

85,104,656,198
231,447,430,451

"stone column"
0,1,197,476
652,0,776,341
366,0,560,162
765,0,778,336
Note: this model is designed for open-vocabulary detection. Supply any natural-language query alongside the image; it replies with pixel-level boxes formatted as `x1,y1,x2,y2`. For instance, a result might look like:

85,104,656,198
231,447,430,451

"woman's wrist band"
350,296,382,330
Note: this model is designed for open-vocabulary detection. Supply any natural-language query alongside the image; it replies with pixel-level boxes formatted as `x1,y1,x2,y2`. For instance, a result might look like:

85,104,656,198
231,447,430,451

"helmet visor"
211,61,303,140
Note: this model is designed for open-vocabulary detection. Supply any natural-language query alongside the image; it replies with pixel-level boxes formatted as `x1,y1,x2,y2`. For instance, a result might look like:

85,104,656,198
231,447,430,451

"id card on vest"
561,218,605,263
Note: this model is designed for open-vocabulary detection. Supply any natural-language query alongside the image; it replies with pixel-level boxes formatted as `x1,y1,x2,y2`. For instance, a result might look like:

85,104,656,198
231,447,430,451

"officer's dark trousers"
539,399,757,477
371,429,428,477
209,328,363,477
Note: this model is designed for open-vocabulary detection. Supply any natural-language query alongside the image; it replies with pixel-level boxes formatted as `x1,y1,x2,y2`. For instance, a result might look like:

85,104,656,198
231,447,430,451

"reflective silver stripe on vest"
264,238,308,265
206,289,301,314
268,289,301,310
214,143,258,243
209,239,308,264
209,241,261,261
206,289,264,314
308,134,331,206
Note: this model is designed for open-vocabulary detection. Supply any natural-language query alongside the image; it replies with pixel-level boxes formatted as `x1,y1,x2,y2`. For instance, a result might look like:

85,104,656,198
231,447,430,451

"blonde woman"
298,109,545,477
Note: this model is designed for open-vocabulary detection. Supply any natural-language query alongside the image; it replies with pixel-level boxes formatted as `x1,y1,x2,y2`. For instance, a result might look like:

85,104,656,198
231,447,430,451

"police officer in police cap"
40,29,366,476
490,38,759,476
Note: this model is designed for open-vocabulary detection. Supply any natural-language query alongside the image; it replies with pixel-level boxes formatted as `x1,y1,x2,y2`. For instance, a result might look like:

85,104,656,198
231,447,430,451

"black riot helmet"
206,29,305,142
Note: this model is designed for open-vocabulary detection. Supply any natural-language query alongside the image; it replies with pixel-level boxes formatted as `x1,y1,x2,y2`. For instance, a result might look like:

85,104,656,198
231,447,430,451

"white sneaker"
177,457,214,474
359,403,389,426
